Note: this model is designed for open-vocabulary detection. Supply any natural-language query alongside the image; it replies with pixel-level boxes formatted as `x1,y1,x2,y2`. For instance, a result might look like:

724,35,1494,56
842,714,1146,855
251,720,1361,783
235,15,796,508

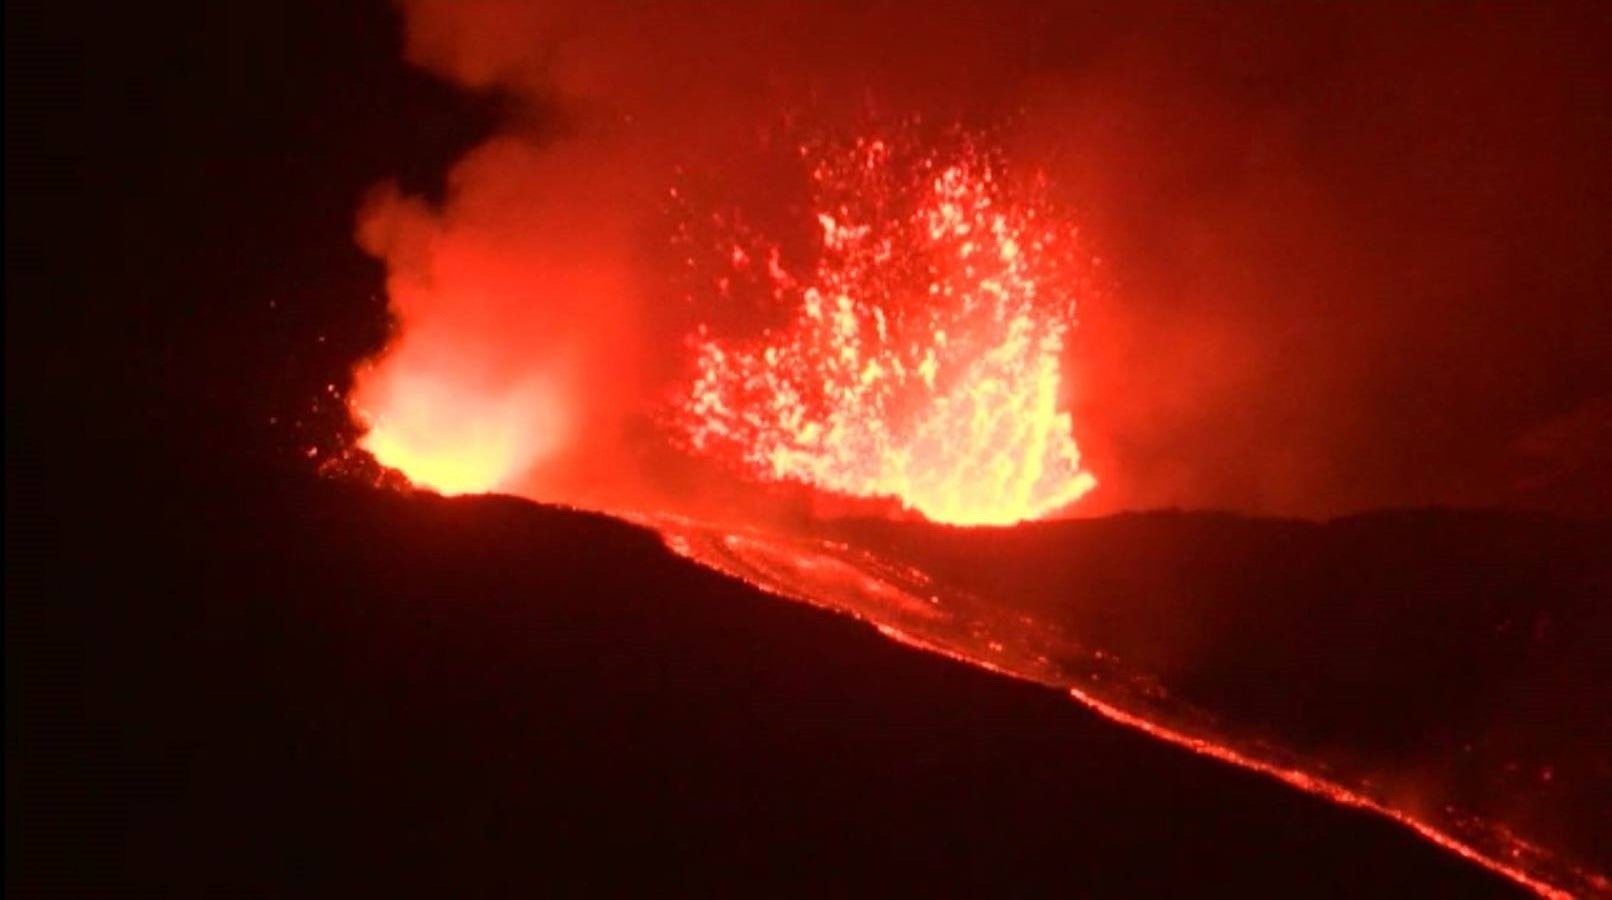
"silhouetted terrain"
8,470,1540,897
815,507,1612,888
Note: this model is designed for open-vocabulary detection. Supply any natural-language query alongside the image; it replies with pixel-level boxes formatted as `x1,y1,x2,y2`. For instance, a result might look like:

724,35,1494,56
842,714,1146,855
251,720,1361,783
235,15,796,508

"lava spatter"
674,133,1097,525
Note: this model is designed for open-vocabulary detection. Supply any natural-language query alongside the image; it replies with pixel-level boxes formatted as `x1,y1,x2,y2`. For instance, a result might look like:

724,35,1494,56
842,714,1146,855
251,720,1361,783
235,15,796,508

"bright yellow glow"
352,365,567,495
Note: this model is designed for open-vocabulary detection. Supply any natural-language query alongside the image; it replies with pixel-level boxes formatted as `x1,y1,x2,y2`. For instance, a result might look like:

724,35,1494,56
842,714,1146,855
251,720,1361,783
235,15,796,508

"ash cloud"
355,0,1612,518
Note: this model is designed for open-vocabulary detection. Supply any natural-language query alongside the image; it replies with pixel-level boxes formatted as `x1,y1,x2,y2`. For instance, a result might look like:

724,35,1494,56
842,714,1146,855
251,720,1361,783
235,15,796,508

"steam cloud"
352,0,1611,518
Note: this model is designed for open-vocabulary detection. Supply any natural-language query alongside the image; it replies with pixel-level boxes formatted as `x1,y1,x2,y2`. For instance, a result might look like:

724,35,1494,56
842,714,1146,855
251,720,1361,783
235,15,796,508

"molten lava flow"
646,514,1602,900
674,135,1096,525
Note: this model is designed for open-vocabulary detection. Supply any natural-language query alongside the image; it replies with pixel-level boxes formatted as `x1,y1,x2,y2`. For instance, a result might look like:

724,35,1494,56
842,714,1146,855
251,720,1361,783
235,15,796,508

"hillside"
6,474,1536,896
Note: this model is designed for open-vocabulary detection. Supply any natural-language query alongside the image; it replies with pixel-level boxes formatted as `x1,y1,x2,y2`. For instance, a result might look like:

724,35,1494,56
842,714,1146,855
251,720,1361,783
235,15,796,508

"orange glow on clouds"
344,136,639,503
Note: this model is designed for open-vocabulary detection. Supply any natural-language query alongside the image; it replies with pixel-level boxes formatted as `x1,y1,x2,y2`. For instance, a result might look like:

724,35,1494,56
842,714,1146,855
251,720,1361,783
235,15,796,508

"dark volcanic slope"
8,477,1526,897
812,506,1612,888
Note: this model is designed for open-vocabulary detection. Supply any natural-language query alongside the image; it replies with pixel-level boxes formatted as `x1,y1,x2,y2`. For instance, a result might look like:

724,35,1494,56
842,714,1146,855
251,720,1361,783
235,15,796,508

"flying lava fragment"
673,133,1097,525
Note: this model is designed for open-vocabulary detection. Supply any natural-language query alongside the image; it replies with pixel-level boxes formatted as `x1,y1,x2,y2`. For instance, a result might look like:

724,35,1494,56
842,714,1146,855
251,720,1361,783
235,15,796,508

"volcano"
10,0,1612,897
10,471,1594,897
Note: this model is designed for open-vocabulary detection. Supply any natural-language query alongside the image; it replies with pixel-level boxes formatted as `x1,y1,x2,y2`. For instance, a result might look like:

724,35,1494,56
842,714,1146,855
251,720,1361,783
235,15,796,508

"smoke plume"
351,0,1612,519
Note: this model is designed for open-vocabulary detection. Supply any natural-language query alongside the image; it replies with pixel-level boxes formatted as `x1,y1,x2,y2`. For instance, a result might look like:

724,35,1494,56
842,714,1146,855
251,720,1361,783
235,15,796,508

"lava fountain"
349,127,1098,525
672,133,1096,525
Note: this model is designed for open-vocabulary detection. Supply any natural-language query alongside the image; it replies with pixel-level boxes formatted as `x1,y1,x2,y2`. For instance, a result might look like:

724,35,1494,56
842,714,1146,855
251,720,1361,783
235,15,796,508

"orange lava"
649,516,1600,900
675,133,1096,525
1053,684,1577,900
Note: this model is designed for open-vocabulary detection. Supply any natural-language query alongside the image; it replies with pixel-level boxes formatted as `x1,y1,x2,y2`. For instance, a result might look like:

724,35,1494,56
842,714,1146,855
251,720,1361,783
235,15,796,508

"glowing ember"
674,134,1096,525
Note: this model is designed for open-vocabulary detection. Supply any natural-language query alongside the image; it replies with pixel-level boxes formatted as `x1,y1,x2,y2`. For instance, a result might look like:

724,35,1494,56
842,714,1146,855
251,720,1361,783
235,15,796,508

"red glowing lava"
674,134,1096,525
646,515,1603,900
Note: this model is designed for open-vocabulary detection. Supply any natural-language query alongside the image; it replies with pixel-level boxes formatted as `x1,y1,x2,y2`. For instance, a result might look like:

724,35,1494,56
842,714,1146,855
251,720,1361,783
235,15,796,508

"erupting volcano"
324,35,1611,900
17,1,1612,898
337,118,1609,898
348,125,1097,525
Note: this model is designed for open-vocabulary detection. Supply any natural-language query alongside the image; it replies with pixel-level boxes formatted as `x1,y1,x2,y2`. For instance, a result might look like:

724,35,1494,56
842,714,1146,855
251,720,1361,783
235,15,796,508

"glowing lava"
675,134,1096,525
647,514,1601,900
350,351,570,496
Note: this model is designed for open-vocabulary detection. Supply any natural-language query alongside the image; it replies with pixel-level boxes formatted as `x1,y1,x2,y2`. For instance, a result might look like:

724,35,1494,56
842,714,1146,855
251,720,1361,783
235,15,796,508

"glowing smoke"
347,1,1612,519
347,1,1106,520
